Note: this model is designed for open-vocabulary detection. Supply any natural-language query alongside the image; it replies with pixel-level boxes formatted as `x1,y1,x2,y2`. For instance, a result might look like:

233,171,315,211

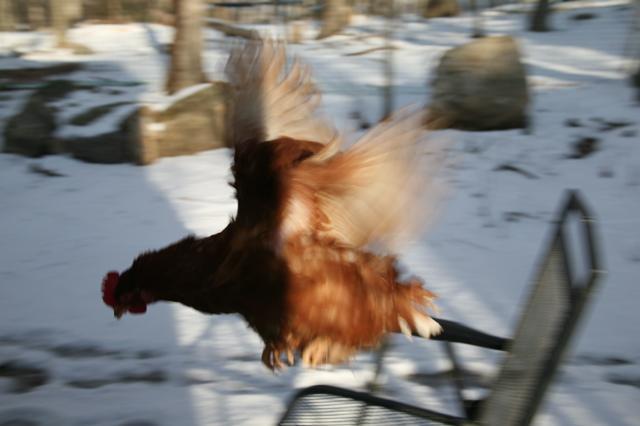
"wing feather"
284,108,450,250
225,41,449,250
224,40,337,147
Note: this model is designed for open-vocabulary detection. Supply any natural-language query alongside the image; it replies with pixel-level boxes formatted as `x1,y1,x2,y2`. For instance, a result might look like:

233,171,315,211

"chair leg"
368,336,391,392
443,341,467,415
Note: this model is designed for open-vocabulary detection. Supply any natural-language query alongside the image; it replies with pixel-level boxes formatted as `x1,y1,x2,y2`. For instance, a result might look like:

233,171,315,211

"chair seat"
279,385,466,426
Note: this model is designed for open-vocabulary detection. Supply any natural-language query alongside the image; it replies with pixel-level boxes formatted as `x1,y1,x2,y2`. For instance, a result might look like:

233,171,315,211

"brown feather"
280,235,440,367
283,108,450,252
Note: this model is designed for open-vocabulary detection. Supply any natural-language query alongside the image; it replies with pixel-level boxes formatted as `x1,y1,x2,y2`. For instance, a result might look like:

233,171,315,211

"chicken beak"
114,306,126,319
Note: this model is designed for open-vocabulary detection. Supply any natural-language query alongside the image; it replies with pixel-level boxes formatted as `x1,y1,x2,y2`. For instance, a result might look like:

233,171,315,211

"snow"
151,83,214,112
1,2,639,425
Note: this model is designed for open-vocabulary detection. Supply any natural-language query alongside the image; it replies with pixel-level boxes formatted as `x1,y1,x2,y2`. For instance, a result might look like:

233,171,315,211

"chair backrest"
478,191,603,426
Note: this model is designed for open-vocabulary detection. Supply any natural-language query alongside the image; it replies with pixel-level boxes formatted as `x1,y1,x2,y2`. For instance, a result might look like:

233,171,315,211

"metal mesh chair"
279,190,603,426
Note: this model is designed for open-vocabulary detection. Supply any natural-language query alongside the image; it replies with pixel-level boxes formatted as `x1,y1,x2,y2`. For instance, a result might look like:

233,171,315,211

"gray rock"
69,102,130,126
3,95,57,157
143,82,228,164
63,108,141,164
428,36,529,131
4,81,228,165
2,79,87,158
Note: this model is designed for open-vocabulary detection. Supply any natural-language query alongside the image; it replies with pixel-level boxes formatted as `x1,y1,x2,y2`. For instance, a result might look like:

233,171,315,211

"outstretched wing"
224,39,338,149
224,40,340,227
224,40,449,250
282,109,450,251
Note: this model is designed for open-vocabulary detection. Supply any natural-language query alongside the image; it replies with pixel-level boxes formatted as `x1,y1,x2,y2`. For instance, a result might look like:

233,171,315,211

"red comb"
101,271,147,315
102,271,119,307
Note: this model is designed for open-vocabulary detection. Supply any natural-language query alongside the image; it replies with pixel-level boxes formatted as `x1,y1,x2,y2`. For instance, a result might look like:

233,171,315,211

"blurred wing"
225,40,338,152
283,108,450,250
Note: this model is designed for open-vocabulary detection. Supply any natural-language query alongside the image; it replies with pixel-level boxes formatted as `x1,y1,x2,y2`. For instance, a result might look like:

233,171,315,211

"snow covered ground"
1,2,639,425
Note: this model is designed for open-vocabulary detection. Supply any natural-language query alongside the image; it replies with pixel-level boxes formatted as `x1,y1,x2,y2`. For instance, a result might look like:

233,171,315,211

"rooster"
102,41,448,369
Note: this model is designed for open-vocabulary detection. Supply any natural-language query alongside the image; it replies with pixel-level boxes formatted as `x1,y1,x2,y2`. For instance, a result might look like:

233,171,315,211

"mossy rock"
69,102,132,126
149,82,229,160
3,95,57,157
63,108,142,164
428,36,529,130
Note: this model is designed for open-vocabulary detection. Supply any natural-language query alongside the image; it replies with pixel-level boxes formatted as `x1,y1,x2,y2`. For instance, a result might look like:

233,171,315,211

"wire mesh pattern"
279,386,464,425
479,191,601,425
479,239,570,425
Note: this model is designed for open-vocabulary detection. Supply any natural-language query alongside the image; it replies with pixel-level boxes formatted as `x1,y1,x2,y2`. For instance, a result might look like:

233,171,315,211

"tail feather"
412,313,443,338
395,281,441,339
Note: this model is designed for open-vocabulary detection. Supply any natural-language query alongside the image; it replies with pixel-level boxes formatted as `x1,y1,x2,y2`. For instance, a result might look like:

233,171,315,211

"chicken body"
106,41,445,369
223,137,439,368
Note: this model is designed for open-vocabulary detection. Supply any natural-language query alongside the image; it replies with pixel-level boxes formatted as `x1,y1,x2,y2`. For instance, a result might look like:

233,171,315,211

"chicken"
102,40,448,370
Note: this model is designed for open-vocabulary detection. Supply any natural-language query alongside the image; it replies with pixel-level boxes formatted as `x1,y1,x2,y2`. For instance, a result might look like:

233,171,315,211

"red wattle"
102,271,119,307
128,304,147,314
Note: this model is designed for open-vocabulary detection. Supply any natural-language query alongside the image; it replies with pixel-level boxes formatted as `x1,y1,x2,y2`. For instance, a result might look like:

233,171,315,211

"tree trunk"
166,0,207,94
150,0,176,25
317,0,352,39
529,0,552,32
468,0,484,38
27,1,47,30
367,0,386,15
0,0,14,31
632,65,640,102
382,0,394,119
107,0,123,21
50,0,68,47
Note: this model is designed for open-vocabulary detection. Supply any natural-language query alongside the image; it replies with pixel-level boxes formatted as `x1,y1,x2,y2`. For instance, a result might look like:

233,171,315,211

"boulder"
145,82,228,162
428,36,529,130
63,108,142,164
423,0,460,18
3,81,228,165
3,94,57,157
